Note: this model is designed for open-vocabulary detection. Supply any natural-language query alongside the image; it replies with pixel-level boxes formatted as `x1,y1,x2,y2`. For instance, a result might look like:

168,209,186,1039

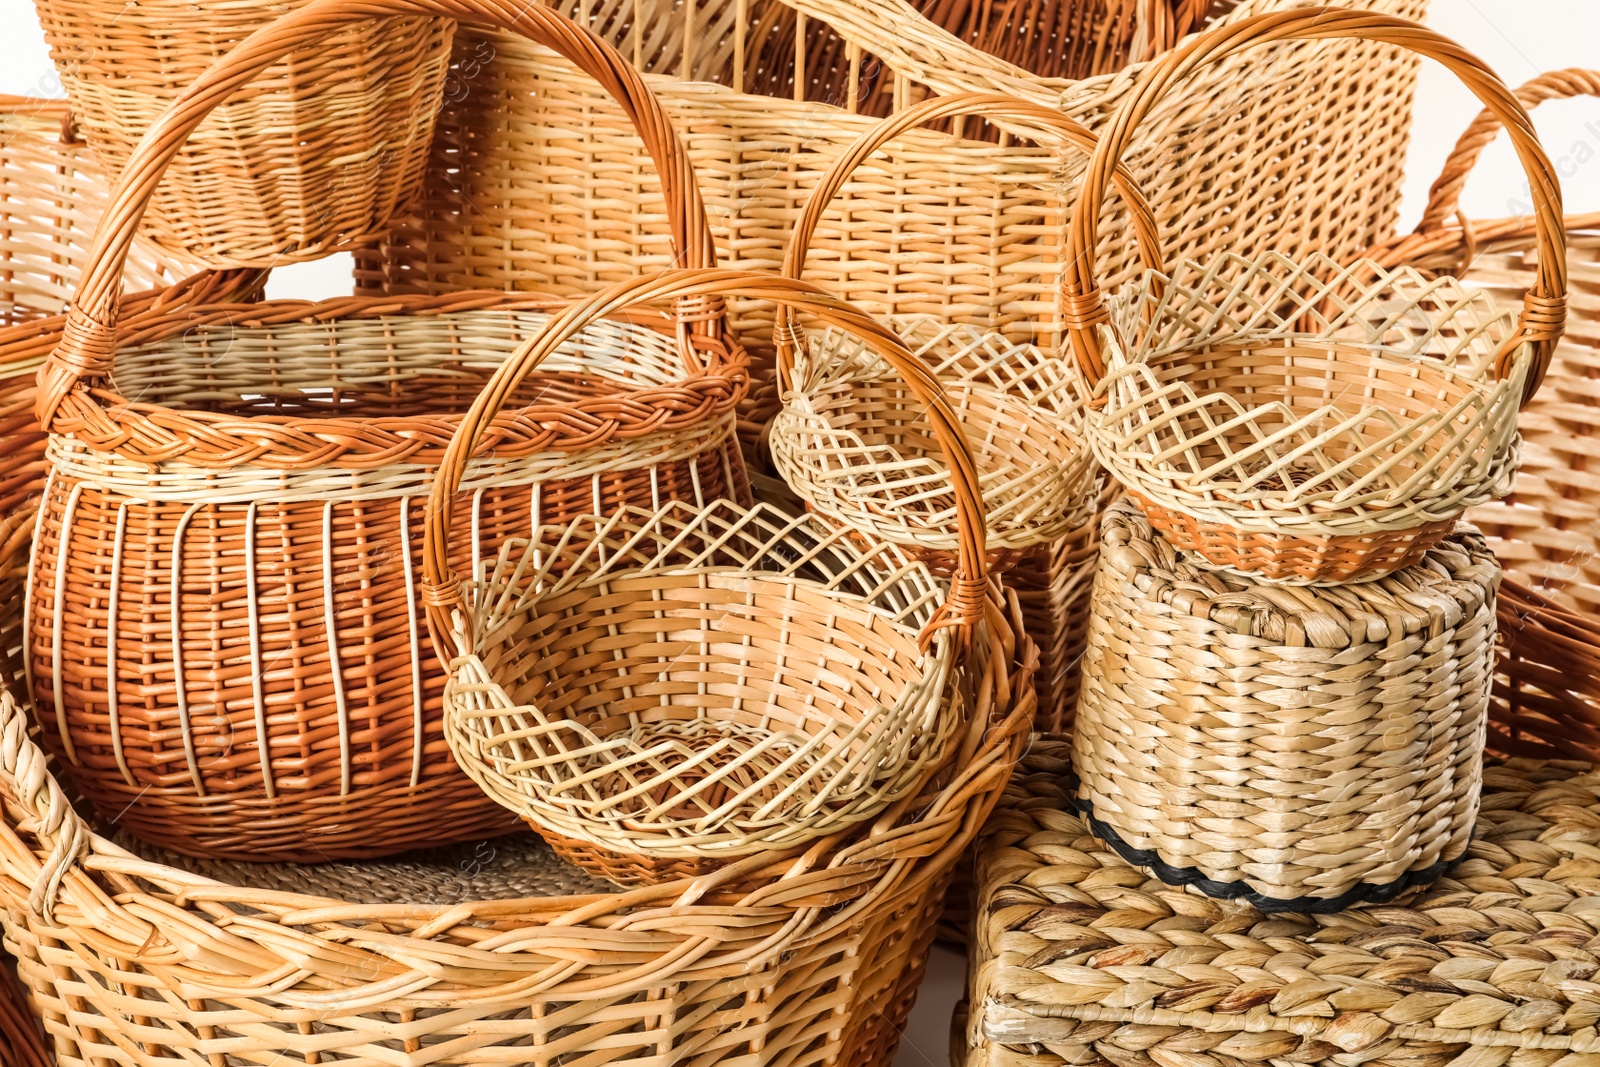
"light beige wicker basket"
0,497,1037,1067
1073,501,1500,909
25,0,749,864
1062,8,1566,584
33,0,452,265
424,270,1008,883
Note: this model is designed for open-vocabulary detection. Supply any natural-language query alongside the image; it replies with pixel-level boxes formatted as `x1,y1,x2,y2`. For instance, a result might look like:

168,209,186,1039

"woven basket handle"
774,91,1167,390
37,0,720,434
422,268,992,653
1419,68,1600,233
1063,6,1568,406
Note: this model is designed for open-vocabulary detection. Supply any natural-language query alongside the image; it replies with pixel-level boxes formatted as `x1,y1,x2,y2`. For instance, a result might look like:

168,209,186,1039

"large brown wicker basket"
25,0,748,864
1062,8,1567,584
0,499,1036,1067
33,0,452,265
0,953,47,1067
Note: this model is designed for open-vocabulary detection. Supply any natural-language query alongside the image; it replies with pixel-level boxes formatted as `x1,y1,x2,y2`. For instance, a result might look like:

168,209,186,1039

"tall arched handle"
37,0,721,434
1063,7,1567,405
1418,68,1600,233
775,91,1167,391
421,269,991,654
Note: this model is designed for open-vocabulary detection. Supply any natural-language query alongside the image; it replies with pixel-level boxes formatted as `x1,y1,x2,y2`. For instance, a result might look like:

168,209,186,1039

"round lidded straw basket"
1074,502,1500,911
1060,8,1568,585
33,0,452,266
425,270,1010,884
769,93,1163,561
26,0,747,864
0,508,1035,1067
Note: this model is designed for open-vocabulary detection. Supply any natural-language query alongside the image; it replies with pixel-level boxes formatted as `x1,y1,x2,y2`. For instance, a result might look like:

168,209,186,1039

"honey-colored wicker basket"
25,0,749,864
0,497,1036,1067
768,93,1159,560
1063,8,1566,584
33,0,452,266
1074,502,1500,909
426,270,1008,883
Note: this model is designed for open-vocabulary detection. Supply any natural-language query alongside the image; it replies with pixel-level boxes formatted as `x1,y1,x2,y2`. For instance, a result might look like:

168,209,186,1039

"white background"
0,0,1593,1065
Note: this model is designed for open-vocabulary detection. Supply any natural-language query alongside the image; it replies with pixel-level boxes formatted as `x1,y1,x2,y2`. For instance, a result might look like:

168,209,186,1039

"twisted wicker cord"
1063,7,1568,403
774,91,1166,390
422,269,991,654
38,0,721,433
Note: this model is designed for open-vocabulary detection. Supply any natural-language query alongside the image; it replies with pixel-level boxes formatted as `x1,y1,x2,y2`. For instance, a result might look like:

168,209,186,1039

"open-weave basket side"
443,499,964,859
771,317,1099,554
36,3,453,265
1089,254,1526,534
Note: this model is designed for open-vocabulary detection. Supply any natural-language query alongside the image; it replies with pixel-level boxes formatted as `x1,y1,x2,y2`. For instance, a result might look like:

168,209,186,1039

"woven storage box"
25,0,748,864
356,0,1423,735
962,744,1600,1067
425,270,1005,884
1074,502,1500,910
0,497,1036,1067
33,0,451,265
1062,9,1565,585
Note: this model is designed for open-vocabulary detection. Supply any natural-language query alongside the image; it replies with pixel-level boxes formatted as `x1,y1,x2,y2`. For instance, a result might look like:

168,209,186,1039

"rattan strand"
27,0,747,863
424,270,1001,881
34,0,451,265
1061,8,1565,584
0,499,1037,1067
1073,502,1500,908
963,746,1600,1067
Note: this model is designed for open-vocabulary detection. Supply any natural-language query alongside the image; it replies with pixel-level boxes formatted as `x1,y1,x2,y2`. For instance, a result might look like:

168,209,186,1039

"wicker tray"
961,742,1600,1067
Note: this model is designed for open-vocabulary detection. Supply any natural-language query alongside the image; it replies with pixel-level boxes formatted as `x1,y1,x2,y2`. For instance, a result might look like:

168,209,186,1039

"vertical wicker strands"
27,0,747,863
1060,7,1565,583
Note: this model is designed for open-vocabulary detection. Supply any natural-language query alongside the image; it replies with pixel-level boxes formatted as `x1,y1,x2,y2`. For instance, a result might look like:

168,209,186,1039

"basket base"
1072,799,1460,913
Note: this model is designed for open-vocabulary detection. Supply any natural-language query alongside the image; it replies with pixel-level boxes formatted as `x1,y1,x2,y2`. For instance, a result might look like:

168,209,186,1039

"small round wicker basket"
1074,502,1500,911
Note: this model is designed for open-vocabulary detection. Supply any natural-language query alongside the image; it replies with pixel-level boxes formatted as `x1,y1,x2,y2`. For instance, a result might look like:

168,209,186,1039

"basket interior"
108,308,692,420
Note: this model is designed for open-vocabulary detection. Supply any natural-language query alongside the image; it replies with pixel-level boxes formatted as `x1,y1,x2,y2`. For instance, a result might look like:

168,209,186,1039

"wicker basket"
0,505,1035,1067
1063,8,1566,584
0,97,268,519
1074,502,1500,910
33,0,451,266
962,745,1600,1067
25,0,749,864
767,93,1159,560
425,270,1008,883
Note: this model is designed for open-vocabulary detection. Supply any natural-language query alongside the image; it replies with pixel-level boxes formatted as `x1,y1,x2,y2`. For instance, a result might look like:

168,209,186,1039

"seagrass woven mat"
112,831,617,904
962,741,1600,1067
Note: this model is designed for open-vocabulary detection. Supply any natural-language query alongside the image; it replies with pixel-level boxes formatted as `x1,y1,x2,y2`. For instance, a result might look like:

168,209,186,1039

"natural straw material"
769,92,1159,560
1063,8,1566,584
0,955,47,1067
34,0,451,265
1074,503,1500,909
963,747,1600,1067
425,270,1006,881
28,0,745,863
0,518,1036,1067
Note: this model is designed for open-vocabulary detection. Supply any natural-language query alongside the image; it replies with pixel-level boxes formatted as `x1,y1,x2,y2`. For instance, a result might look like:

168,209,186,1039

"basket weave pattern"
1073,503,1499,908
35,1,452,265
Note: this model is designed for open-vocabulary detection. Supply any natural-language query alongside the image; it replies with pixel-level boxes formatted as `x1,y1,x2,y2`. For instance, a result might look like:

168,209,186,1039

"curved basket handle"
1063,7,1568,406
421,268,991,653
1419,68,1600,234
774,91,1168,390
37,0,720,434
